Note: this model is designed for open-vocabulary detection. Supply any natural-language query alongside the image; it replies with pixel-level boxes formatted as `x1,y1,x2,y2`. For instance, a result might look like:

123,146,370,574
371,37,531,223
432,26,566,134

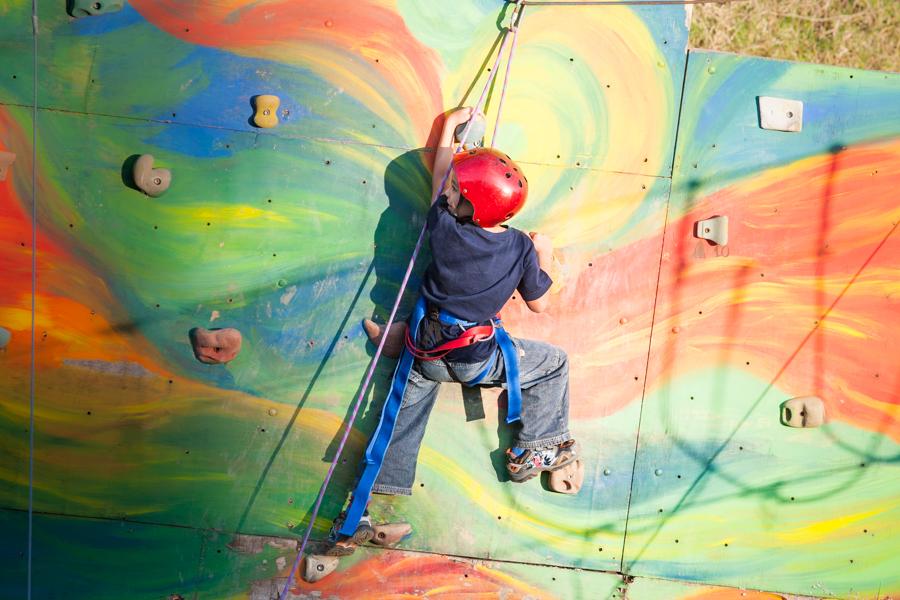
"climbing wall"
0,1,897,598
624,51,900,598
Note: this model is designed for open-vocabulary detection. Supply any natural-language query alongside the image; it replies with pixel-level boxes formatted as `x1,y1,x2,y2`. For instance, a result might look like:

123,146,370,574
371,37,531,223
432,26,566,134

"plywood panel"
625,51,900,599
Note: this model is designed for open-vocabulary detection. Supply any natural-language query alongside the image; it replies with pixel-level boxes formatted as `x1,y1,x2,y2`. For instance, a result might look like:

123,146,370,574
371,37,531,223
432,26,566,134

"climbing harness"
280,3,526,596
338,297,523,537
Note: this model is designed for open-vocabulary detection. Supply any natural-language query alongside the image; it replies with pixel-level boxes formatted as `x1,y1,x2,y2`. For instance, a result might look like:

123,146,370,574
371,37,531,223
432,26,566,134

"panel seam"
618,47,693,574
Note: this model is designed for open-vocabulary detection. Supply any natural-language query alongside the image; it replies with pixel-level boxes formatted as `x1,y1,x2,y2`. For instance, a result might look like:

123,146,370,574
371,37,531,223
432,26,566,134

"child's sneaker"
506,439,579,483
324,511,375,557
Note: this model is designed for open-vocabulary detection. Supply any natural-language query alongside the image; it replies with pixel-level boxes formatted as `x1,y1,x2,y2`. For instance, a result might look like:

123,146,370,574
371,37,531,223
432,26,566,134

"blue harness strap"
339,296,520,536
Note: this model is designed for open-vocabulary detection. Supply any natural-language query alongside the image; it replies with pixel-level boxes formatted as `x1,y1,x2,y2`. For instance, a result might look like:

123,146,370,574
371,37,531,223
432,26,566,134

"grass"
690,0,900,72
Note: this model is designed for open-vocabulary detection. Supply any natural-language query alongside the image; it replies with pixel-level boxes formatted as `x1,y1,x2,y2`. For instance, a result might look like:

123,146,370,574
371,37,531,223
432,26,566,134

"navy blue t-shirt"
418,196,552,363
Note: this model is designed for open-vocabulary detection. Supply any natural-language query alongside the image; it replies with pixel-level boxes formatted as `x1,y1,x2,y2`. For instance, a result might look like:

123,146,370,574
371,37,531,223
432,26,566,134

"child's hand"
529,231,553,255
446,106,478,129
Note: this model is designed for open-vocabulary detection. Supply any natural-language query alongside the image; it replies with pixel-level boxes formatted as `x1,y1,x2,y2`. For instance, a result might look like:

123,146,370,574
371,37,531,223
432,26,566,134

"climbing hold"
252,95,280,128
363,318,406,359
548,459,584,495
707,66,717,75
758,96,804,133
654,468,663,476
618,317,628,325
267,408,278,417
0,151,15,181
603,468,611,476
68,0,125,18
370,522,413,547
454,113,486,150
781,396,826,428
301,554,339,583
189,328,242,364
0,327,11,349
694,215,728,246
671,326,681,334
132,154,171,197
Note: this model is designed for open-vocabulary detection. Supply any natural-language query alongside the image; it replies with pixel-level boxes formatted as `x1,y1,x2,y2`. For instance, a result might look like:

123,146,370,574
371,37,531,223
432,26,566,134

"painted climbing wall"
624,51,900,598
0,1,897,599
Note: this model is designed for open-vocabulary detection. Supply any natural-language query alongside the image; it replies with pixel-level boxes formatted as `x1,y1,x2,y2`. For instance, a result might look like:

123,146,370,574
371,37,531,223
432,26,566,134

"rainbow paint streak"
0,1,898,598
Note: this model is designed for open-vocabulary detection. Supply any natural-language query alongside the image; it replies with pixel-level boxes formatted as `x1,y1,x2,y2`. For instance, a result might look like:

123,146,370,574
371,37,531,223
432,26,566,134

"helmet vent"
505,172,512,178
518,180,523,187
468,150,476,155
505,212,514,219
499,158,507,164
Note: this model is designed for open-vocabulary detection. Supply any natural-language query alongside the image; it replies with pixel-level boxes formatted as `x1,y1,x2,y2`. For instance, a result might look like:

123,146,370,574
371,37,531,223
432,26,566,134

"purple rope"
278,5,525,598
490,4,525,147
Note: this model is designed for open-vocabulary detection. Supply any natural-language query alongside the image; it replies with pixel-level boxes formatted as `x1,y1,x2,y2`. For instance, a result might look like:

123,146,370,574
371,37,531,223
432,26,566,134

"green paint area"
626,367,900,597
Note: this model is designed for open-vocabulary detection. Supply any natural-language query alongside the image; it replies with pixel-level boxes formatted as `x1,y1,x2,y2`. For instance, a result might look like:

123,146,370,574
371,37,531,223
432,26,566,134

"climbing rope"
278,2,526,597
491,0,524,147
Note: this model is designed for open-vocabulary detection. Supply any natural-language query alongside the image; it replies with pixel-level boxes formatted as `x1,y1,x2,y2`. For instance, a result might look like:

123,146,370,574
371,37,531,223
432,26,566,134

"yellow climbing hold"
253,95,280,128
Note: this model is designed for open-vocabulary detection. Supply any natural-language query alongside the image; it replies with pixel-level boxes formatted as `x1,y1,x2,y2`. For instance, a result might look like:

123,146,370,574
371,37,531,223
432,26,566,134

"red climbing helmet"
452,148,528,228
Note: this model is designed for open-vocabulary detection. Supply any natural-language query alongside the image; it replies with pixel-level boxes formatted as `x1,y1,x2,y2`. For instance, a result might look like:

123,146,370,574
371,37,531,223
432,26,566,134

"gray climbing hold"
68,0,125,18
302,554,339,583
781,396,826,428
454,113,486,149
133,154,171,197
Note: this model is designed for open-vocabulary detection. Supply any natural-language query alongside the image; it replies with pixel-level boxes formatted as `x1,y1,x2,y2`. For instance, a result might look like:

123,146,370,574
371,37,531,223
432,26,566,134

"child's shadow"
316,146,435,516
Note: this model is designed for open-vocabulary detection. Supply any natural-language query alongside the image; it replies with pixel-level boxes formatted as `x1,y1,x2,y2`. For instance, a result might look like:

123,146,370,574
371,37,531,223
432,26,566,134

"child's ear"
458,198,475,218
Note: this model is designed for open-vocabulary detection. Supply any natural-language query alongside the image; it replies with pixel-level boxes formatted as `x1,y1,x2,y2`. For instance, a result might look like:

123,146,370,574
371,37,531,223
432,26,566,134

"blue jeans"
371,336,572,496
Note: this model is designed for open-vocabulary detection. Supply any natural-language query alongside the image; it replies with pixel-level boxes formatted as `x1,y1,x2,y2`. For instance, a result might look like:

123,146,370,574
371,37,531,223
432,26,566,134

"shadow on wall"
623,144,900,571
232,142,437,533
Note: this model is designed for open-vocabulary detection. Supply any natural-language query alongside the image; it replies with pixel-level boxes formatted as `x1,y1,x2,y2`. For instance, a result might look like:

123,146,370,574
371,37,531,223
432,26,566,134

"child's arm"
525,232,553,313
431,107,476,201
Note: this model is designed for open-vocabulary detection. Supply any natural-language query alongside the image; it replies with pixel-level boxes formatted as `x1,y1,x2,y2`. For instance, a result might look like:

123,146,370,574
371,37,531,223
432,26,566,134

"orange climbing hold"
190,328,242,364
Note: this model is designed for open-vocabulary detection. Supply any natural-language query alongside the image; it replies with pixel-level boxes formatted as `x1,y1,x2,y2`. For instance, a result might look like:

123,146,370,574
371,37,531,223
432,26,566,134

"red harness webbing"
404,323,495,361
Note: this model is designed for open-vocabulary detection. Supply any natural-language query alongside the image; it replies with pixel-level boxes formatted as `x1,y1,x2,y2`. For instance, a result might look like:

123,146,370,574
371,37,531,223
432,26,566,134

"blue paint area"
70,4,146,35
676,51,900,199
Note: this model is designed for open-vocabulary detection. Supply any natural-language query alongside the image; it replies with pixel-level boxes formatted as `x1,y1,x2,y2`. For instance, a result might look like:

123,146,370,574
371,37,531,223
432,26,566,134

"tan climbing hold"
363,318,406,359
301,554,339,583
0,151,15,181
190,327,242,364
253,95,280,128
370,522,412,547
548,459,584,494
133,154,171,197
781,396,825,428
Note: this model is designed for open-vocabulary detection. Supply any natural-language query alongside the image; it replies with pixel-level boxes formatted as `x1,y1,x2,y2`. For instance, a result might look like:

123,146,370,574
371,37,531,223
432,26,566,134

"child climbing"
326,106,579,556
